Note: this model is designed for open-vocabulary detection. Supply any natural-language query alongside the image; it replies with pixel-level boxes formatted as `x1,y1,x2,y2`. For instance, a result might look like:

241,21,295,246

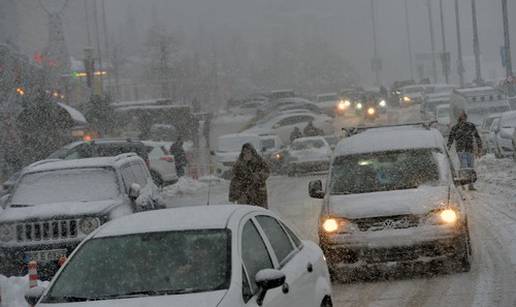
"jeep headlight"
403,96,411,102
425,208,458,225
356,102,363,110
321,217,357,234
79,217,101,234
379,100,387,107
0,224,15,242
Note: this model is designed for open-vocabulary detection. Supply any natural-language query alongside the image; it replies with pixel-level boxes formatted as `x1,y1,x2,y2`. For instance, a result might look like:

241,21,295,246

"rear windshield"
329,149,440,195
43,229,231,303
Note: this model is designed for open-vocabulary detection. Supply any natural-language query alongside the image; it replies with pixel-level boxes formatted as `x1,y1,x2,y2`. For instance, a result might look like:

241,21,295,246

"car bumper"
0,241,80,279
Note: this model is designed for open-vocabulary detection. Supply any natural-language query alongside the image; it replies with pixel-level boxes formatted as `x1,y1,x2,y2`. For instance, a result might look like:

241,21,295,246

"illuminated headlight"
356,102,363,110
403,96,411,102
424,208,458,225
379,100,387,107
321,217,356,234
367,107,376,115
79,217,101,234
274,153,282,160
0,224,15,242
337,100,347,111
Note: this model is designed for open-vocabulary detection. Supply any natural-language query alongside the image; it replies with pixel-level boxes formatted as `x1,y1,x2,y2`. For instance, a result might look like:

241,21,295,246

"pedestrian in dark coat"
447,111,482,190
170,137,188,177
229,143,270,208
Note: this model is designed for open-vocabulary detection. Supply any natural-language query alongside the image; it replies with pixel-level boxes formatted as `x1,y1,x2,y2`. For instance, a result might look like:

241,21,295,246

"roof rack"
342,121,437,136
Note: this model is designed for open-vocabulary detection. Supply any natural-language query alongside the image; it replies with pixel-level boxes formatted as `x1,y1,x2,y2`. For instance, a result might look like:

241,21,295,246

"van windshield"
329,149,440,195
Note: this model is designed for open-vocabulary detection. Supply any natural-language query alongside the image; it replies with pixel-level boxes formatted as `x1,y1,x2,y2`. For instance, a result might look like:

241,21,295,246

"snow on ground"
0,276,48,307
163,176,230,208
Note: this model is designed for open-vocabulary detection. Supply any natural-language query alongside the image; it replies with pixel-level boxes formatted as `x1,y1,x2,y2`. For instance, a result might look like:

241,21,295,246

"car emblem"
383,219,394,229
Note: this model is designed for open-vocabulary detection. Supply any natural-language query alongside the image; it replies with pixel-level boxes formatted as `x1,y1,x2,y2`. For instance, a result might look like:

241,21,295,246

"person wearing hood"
229,143,270,208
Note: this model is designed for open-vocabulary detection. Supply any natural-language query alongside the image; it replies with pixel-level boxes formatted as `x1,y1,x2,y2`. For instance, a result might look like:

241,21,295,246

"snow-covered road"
165,155,516,307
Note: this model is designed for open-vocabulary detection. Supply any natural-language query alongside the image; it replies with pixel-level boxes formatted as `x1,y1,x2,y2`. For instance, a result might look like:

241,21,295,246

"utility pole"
101,0,111,97
426,0,438,83
93,0,104,92
454,0,465,87
370,0,381,86
502,0,513,80
470,0,483,84
83,0,91,47
439,0,450,83
404,0,415,81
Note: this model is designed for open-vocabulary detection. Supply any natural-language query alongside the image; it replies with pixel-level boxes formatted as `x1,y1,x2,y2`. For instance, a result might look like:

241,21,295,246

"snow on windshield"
10,168,119,205
292,139,325,150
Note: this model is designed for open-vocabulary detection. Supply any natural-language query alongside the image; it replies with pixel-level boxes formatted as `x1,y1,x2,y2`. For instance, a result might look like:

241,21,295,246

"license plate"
25,249,67,263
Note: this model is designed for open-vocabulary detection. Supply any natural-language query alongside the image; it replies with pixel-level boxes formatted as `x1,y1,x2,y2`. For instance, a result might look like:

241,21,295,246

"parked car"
142,141,178,187
259,134,285,172
421,92,451,121
245,112,334,144
287,137,332,176
400,84,455,107
478,114,501,154
213,133,261,179
316,93,341,116
27,205,333,307
492,111,516,158
0,154,164,279
309,124,473,282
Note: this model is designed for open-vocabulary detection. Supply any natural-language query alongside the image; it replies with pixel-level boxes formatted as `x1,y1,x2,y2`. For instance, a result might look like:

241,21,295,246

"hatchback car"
308,125,474,281
0,154,164,279
28,205,333,307
287,137,332,176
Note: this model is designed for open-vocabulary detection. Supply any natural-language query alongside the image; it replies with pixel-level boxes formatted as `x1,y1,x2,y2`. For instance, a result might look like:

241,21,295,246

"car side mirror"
454,168,477,186
129,183,141,200
0,194,9,209
25,286,46,306
255,269,286,306
308,180,325,199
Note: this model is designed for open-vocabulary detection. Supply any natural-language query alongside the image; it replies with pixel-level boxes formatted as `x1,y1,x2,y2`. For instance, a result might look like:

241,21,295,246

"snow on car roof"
292,136,327,143
25,155,141,173
335,127,444,156
219,133,260,140
94,205,264,237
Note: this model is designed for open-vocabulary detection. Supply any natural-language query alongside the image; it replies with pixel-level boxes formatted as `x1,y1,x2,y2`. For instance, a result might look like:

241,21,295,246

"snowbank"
0,275,48,307
164,177,208,197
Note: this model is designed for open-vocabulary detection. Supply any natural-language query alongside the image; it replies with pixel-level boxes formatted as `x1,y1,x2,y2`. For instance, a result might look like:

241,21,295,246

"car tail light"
160,156,175,163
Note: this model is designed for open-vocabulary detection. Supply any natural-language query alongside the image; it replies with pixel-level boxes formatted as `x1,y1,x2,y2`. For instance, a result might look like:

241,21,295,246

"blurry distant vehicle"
400,84,455,107
149,124,177,142
435,104,451,137
287,136,332,176
0,155,164,279
492,111,516,158
231,100,266,116
142,141,178,187
213,133,261,179
31,205,332,307
316,93,340,116
245,113,334,144
478,114,501,154
277,101,323,115
421,92,451,121
390,80,416,107
267,89,296,101
259,134,286,175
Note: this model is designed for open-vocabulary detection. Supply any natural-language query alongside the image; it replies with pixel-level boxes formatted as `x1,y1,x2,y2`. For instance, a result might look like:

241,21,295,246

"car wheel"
453,233,472,272
321,296,333,307
150,170,163,188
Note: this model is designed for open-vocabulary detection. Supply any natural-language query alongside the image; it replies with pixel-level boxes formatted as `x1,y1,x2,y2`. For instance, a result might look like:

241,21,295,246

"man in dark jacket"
447,111,482,190
170,137,187,177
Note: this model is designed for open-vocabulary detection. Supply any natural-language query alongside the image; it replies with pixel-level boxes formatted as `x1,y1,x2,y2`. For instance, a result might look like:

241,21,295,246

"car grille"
353,215,419,232
16,219,79,242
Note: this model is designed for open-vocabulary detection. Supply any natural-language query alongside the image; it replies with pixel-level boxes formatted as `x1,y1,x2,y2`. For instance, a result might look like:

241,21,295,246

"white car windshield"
10,168,119,205
329,149,440,195
42,230,230,303
291,139,325,150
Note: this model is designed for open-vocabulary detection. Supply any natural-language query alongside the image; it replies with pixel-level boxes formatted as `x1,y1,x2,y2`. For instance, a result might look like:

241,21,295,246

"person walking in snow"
229,143,270,208
170,137,187,177
447,111,482,190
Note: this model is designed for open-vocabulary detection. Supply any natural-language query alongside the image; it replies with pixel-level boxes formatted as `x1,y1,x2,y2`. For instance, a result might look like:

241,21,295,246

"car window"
131,162,148,186
241,220,273,293
63,144,92,160
255,215,295,265
280,221,303,249
120,164,138,191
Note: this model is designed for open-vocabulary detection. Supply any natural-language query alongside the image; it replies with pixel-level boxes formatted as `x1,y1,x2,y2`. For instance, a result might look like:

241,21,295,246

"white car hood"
39,290,226,307
290,149,330,162
328,186,448,219
0,200,121,222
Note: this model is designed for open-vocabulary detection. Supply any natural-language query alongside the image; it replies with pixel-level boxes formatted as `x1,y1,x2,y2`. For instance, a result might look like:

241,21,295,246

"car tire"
321,296,333,307
150,170,163,188
453,233,472,272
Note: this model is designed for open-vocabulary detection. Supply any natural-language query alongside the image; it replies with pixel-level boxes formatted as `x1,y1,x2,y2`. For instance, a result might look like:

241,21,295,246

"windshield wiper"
44,295,95,302
9,204,34,208
98,288,196,299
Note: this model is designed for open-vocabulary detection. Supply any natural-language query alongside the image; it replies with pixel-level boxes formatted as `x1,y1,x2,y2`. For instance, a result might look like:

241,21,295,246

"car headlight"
403,96,411,102
356,102,363,110
337,101,346,111
367,107,376,115
0,224,15,242
79,217,101,234
424,208,458,225
321,217,356,234
274,153,283,160
379,100,387,107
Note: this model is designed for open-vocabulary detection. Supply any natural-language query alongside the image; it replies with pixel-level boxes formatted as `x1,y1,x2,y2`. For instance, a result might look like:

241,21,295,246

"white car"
214,134,261,179
478,114,501,154
245,113,334,144
492,111,516,158
28,205,333,307
287,137,332,176
143,141,178,187
309,125,473,282
316,93,340,116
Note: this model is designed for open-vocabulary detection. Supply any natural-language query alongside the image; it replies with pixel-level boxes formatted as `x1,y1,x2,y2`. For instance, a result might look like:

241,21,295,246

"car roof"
24,155,141,174
293,136,327,143
93,205,266,238
219,133,260,140
335,126,444,156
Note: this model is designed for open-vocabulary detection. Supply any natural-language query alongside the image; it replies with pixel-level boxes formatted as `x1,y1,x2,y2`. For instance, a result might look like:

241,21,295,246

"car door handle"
282,282,289,294
307,262,313,273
